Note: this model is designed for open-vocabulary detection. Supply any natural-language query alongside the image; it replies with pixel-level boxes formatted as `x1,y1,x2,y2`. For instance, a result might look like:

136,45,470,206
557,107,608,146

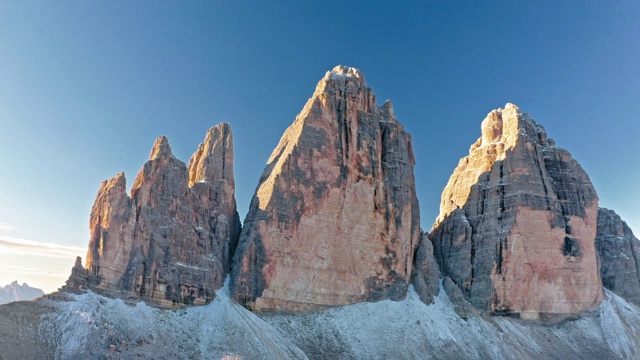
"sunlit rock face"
596,208,640,306
430,104,604,319
64,123,241,309
230,66,423,312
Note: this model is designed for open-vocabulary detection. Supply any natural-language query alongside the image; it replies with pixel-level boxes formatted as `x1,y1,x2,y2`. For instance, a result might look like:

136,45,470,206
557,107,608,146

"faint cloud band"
0,263,69,278
0,222,16,231
0,236,85,259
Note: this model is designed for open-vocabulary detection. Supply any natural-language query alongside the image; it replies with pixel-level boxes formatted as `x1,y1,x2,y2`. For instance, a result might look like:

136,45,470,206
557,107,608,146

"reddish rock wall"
231,66,423,311
430,104,604,319
64,124,241,308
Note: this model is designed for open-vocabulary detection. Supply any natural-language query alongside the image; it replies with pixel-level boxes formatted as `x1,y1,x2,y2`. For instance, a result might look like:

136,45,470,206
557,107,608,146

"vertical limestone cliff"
231,66,423,312
64,123,241,308
430,104,604,319
596,208,640,305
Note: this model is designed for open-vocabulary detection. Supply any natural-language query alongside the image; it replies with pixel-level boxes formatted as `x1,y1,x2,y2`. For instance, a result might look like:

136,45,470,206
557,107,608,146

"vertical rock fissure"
468,220,477,298
535,147,552,211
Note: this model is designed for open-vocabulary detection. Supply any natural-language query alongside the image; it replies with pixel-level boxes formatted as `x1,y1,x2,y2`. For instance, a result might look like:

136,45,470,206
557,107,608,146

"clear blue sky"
1,1,638,292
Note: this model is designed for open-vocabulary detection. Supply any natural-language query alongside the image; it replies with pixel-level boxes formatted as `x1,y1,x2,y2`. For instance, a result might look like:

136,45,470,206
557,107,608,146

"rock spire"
64,123,241,308
429,104,603,319
230,66,424,311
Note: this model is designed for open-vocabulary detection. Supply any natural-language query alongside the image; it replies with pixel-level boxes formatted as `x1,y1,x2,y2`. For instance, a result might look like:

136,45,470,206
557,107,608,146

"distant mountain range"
0,281,44,305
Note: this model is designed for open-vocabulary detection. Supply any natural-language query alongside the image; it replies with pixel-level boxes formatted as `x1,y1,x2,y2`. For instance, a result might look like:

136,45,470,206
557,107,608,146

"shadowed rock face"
410,233,440,305
231,65,422,312
430,103,604,319
64,123,241,308
596,208,640,305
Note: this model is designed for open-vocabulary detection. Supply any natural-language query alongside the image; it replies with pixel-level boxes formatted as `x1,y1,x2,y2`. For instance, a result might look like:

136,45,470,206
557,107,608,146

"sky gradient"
1,1,639,293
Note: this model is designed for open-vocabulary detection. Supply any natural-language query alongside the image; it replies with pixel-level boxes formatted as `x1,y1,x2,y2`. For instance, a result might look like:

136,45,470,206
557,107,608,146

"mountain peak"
69,124,241,308
329,65,364,79
477,102,553,152
188,122,235,187
0,281,45,305
432,104,602,318
149,136,173,160
309,65,376,114
231,64,421,312
502,102,520,112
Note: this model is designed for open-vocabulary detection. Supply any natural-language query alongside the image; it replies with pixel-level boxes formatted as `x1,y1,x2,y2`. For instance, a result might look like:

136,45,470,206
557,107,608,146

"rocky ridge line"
0,281,45,305
64,123,241,309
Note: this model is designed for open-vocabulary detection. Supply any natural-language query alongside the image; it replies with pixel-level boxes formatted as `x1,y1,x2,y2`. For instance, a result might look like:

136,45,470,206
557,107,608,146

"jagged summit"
472,103,555,157
188,122,235,187
328,65,365,79
149,135,172,160
440,103,561,225
64,123,241,308
310,65,377,117
491,102,520,113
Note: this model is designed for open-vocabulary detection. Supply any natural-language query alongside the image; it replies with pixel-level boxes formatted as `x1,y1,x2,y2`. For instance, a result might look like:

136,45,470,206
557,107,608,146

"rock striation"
595,208,640,305
231,66,423,311
64,123,241,308
430,103,604,319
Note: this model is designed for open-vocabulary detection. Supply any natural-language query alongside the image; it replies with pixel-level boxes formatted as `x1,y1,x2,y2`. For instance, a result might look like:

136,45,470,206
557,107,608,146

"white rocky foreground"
15,279,636,359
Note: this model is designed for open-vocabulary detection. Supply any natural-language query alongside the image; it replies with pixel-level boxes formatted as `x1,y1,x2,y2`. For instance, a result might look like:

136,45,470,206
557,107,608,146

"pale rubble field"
2,278,638,360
